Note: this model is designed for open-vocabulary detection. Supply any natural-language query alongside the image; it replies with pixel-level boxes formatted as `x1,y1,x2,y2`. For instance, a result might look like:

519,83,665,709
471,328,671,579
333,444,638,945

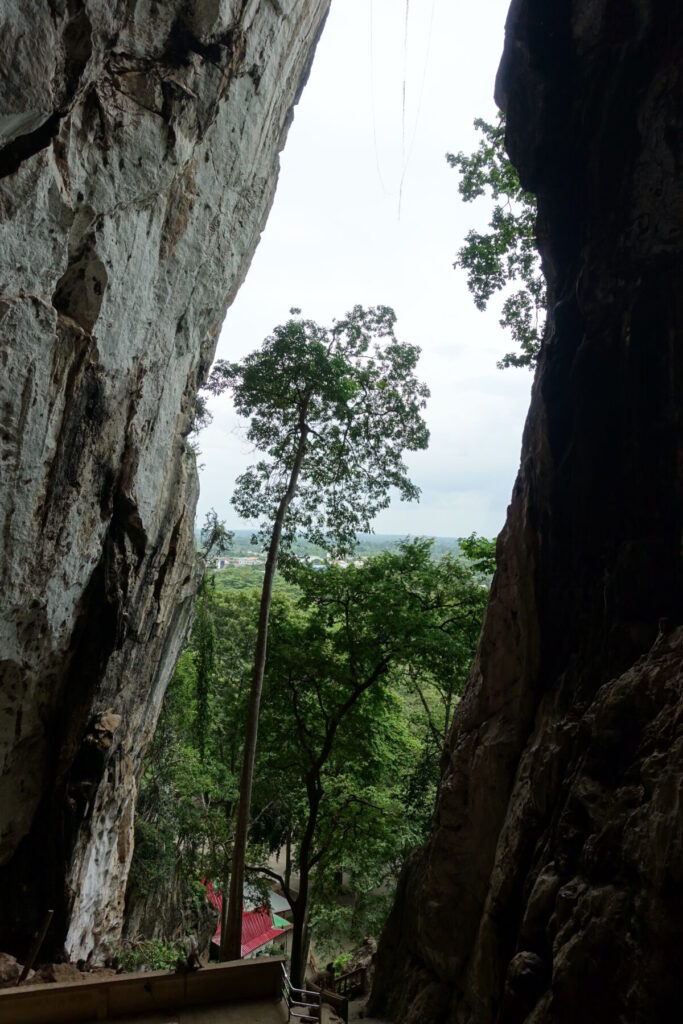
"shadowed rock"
370,2,683,1021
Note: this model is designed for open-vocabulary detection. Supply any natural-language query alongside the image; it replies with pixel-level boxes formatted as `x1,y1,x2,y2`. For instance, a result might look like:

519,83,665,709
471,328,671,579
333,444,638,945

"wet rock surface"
0,0,330,962
370,1,683,1021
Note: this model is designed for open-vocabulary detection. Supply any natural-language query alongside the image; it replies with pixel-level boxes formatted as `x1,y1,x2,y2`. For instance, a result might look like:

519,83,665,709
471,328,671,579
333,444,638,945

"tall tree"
206,306,429,960
129,539,493,972
249,540,489,985
448,112,545,369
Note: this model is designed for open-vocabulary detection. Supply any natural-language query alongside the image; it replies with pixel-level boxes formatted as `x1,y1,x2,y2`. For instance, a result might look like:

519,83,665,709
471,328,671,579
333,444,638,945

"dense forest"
126,534,494,976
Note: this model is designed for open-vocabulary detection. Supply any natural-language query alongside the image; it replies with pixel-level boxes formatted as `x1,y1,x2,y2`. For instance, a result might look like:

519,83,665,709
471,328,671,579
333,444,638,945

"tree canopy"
447,112,545,369
129,537,495,983
207,305,430,553
206,305,430,961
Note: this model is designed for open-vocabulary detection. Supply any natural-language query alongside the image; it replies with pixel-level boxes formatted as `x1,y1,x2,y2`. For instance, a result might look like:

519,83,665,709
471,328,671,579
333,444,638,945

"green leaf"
448,111,546,369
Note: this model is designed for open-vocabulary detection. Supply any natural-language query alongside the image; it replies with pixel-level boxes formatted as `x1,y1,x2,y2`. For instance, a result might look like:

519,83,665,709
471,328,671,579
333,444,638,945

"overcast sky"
196,0,532,540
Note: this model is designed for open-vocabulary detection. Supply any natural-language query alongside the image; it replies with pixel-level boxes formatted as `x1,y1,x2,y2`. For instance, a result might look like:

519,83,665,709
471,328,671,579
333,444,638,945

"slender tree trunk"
444,691,453,746
300,914,312,988
289,879,313,988
286,670,391,983
285,829,292,894
224,422,309,962
219,805,233,961
289,887,309,989
219,878,230,961
289,782,320,987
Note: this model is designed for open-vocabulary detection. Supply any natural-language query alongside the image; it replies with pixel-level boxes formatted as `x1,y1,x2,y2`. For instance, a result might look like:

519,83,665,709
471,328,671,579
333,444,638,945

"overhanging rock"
0,0,330,962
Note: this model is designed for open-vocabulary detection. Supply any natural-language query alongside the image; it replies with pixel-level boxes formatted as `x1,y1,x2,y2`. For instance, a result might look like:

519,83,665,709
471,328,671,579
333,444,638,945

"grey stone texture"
0,0,329,961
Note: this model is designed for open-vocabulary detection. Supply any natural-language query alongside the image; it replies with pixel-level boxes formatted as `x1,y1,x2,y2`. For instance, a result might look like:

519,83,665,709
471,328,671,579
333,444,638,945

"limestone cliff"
0,0,329,962
370,2,683,1022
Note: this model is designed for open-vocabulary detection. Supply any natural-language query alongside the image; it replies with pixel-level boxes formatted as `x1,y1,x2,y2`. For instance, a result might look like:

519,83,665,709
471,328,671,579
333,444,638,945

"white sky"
196,0,532,540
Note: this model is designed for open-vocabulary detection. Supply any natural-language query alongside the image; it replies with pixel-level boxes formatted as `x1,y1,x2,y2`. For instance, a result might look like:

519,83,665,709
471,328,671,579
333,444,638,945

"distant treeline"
194,527,462,560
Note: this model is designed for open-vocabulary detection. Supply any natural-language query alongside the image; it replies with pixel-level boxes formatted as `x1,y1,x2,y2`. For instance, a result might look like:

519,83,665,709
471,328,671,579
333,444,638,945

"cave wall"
0,0,329,962
370,1,683,1022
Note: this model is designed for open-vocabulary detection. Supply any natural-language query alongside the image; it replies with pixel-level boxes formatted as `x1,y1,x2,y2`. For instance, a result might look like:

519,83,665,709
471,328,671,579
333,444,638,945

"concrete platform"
98,998,288,1022
0,957,286,1024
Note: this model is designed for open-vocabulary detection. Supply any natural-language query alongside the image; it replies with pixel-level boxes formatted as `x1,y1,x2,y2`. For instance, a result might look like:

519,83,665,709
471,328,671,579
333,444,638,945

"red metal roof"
204,880,291,957
205,879,222,913
240,907,290,956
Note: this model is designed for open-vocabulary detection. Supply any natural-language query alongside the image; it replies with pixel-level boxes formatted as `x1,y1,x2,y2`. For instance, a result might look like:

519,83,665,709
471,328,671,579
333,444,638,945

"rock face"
0,0,329,962
123,867,218,957
370,2,683,1022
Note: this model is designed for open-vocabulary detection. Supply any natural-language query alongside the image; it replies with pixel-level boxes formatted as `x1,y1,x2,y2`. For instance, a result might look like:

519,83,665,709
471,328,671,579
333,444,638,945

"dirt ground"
347,996,387,1023
320,996,387,1024
92,1001,287,1023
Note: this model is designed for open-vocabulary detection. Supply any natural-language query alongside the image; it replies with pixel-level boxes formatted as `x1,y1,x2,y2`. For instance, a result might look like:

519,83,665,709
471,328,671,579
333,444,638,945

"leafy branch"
447,112,545,369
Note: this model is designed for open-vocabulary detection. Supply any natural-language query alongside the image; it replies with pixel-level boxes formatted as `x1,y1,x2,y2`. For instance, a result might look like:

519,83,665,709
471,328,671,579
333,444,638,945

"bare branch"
245,864,295,908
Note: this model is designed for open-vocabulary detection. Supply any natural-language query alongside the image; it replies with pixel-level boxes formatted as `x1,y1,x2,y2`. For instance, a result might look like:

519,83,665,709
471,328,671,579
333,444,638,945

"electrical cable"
398,0,410,218
399,0,437,219
404,0,437,173
369,0,389,195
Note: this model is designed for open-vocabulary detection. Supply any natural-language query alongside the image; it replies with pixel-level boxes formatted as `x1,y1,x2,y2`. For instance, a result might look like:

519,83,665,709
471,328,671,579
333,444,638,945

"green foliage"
247,539,493,964
131,535,495,961
130,586,256,900
207,305,430,965
459,532,497,577
115,938,184,973
186,396,213,460
193,394,212,433
206,305,430,555
212,565,299,599
254,943,280,958
199,510,233,560
447,112,545,369
332,952,352,976
193,578,216,760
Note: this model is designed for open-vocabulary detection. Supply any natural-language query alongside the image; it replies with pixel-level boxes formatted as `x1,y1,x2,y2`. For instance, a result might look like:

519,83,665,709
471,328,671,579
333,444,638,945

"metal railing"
281,963,322,1023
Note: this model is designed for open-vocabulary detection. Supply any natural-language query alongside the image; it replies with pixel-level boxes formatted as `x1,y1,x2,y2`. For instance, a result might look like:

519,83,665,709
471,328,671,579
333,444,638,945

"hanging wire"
371,0,438,215
404,0,437,173
398,0,410,218
369,0,389,195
